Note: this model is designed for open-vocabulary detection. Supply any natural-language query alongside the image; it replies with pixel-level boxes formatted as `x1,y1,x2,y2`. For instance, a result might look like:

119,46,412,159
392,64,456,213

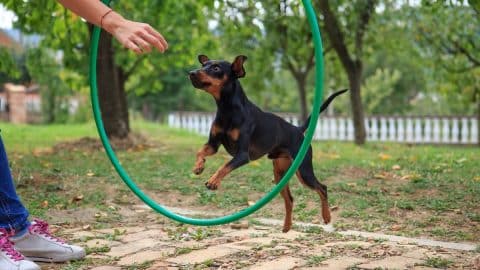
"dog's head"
188,55,248,99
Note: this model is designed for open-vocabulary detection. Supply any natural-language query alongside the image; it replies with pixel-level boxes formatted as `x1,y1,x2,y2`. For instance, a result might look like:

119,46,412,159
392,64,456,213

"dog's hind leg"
291,146,331,224
273,157,294,232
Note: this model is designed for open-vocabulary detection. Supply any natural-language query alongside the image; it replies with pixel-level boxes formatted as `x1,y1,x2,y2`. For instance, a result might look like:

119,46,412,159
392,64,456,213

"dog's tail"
298,89,348,133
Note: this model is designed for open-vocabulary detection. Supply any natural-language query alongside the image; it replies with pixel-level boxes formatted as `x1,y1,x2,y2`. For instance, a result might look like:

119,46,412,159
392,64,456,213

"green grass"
306,255,327,266
2,121,480,242
1,122,98,152
423,256,454,268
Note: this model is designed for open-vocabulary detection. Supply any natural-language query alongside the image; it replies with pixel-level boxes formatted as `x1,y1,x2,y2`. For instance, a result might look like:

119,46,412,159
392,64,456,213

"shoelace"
0,228,24,261
30,219,66,244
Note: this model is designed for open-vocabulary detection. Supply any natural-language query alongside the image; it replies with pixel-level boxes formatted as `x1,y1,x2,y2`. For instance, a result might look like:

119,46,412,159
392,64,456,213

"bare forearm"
57,0,123,34
57,0,110,26
56,0,168,54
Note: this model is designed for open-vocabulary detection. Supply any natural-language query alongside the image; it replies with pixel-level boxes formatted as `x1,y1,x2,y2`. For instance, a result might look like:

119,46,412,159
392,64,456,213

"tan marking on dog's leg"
274,158,294,232
228,128,240,141
211,123,223,136
193,144,216,175
296,171,331,224
205,164,232,190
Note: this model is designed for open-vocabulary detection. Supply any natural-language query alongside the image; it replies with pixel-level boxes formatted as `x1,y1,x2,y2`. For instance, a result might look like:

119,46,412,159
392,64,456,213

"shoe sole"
25,250,86,263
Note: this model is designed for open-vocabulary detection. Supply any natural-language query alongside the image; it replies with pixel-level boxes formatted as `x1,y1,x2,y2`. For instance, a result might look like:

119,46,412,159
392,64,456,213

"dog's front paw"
205,181,219,190
282,224,292,233
193,166,204,175
322,207,332,224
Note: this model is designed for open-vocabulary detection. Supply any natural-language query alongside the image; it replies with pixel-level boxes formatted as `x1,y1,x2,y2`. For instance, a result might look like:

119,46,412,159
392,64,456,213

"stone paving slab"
63,206,478,270
357,255,423,269
321,240,373,249
117,249,174,266
221,237,275,250
269,230,307,240
341,230,477,251
84,238,121,249
166,245,241,265
106,238,165,257
246,256,306,270
299,256,367,270
147,261,179,270
120,229,166,242
94,226,146,235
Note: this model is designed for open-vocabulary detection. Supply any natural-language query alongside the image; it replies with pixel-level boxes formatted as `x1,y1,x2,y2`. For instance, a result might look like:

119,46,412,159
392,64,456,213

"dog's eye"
213,66,221,72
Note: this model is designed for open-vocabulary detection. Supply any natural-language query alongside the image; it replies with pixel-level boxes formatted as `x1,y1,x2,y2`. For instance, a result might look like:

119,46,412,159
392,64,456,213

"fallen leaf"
249,161,261,167
86,172,95,177
247,201,255,206
231,221,249,230
330,205,339,211
378,153,392,160
474,176,480,182
456,158,468,164
326,153,341,159
72,195,84,202
32,147,54,157
41,200,49,208
400,173,422,181
391,224,402,231
392,165,401,170
41,162,52,168
374,173,388,179
82,224,91,230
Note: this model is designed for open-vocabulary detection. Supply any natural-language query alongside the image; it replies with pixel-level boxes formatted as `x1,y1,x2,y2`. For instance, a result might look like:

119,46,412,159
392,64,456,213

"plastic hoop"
89,0,324,226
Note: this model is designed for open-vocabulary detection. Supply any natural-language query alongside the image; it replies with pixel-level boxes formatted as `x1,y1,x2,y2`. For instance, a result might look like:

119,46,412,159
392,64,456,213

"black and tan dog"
188,55,347,232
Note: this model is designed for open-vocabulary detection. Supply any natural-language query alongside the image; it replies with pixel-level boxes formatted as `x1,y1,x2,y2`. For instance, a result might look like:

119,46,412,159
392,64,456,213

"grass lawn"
1,121,479,242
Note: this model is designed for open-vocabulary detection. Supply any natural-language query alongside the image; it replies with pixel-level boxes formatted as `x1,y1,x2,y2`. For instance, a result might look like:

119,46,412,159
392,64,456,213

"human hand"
102,11,168,54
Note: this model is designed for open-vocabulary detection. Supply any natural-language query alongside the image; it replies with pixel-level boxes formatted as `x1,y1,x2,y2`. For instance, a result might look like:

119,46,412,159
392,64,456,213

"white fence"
168,112,479,145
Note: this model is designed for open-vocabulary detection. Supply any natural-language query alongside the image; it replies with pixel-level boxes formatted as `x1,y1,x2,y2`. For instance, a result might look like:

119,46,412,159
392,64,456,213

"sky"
0,4,16,29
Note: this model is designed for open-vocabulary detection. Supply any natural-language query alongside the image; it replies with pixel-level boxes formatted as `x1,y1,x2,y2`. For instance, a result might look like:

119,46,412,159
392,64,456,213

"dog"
188,54,347,232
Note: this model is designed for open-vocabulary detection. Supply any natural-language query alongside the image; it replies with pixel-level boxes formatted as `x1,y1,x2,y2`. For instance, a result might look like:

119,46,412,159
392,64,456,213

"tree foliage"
0,0,478,142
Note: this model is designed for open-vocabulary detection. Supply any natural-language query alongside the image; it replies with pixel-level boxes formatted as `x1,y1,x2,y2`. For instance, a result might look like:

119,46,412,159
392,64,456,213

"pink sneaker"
11,219,86,263
0,228,40,270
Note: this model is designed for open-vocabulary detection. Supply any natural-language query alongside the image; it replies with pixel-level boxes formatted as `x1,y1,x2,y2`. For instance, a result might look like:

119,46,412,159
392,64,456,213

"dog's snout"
188,70,198,77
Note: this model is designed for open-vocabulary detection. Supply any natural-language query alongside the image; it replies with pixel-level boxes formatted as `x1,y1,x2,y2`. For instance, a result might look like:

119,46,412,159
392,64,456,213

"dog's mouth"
189,74,211,89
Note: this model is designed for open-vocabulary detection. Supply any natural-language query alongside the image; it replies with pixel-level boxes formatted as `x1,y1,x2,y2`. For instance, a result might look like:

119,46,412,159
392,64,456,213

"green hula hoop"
89,0,325,226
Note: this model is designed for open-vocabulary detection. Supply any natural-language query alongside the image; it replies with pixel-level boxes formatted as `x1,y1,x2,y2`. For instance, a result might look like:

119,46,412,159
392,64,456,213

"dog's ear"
231,55,248,78
198,55,210,65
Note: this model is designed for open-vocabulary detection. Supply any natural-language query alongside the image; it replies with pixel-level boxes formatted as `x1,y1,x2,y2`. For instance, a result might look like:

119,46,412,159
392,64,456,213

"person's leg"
0,134,40,270
0,133,30,234
0,133,85,262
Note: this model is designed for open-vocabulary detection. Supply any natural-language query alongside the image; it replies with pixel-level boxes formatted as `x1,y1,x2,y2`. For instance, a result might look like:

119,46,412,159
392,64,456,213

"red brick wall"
8,90,27,124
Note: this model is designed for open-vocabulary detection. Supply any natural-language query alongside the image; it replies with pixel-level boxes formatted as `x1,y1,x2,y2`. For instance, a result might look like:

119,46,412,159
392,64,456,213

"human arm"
57,0,168,54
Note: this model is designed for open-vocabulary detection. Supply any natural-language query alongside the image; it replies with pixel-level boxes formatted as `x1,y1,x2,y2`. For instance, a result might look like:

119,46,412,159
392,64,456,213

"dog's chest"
216,126,240,155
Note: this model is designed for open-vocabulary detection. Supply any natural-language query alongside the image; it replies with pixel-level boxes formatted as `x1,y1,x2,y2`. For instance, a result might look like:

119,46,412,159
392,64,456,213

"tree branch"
453,40,480,67
317,0,355,71
440,61,478,73
124,56,146,79
355,0,377,59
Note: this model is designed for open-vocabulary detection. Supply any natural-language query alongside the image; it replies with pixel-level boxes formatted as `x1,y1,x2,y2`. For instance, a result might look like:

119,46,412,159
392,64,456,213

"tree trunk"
43,87,55,123
347,62,367,144
96,31,130,139
477,99,480,146
296,76,309,122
